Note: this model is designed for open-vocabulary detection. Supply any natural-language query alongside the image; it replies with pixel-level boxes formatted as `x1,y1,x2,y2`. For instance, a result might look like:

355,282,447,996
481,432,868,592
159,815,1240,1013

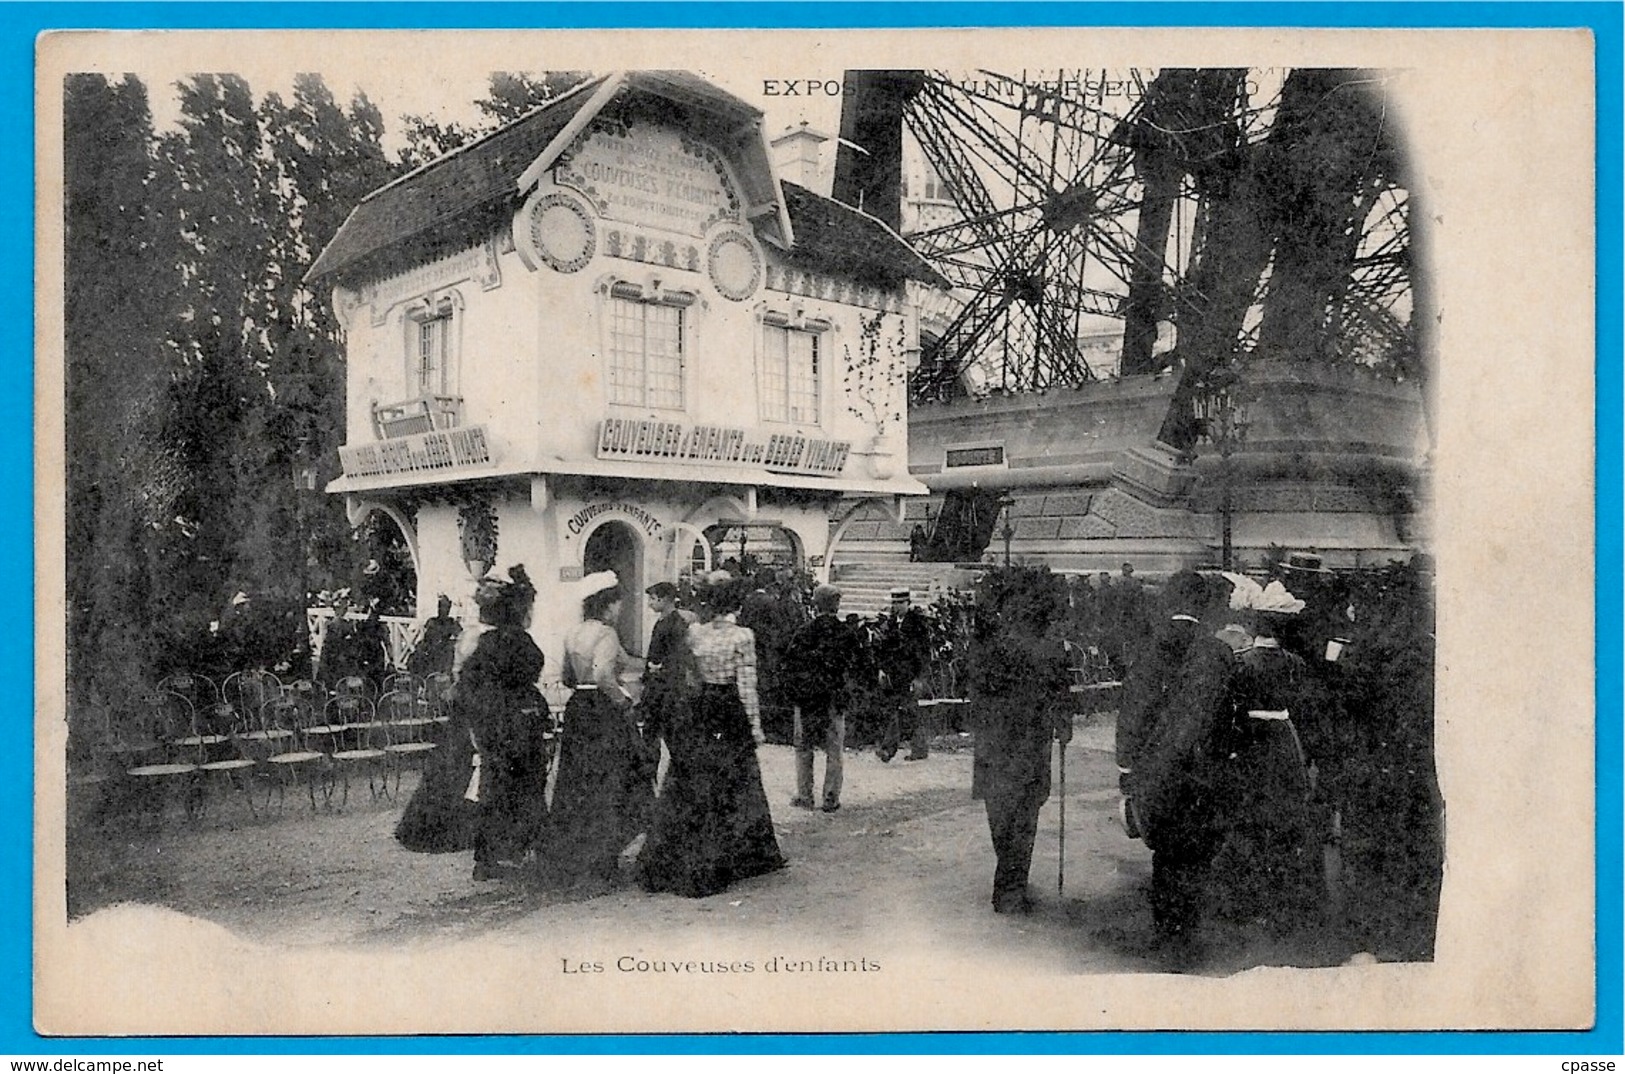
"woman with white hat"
539,571,654,895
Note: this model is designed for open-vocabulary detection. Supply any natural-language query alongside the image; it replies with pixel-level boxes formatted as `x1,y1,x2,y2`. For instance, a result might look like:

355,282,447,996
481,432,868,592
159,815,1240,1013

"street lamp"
1194,371,1252,570
996,494,1016,567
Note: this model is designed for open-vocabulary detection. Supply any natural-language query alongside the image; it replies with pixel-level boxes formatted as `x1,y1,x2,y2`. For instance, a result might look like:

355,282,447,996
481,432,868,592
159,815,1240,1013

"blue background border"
13,0,1621,1057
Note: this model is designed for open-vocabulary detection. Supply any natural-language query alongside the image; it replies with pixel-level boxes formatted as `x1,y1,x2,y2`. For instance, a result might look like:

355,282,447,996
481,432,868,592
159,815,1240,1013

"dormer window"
606,281,694,411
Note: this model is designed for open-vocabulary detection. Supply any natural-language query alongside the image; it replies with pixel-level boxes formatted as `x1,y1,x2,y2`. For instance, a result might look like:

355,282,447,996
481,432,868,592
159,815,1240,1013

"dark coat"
1116,619,1236,831
407,615,462,679
970,632,1071,802
873,608,931,689
784,612,867,716
641,610,689,739
1226,640,1319,832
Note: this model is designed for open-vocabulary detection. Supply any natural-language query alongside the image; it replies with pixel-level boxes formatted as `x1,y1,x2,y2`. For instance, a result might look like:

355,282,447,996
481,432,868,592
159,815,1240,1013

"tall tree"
398,70,588,168
261,75,402,598
63,73,183,697
157,74,281,621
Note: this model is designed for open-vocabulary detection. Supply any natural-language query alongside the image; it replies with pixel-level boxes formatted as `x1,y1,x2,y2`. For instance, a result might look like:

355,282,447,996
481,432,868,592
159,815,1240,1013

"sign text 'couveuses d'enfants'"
597,418,851,476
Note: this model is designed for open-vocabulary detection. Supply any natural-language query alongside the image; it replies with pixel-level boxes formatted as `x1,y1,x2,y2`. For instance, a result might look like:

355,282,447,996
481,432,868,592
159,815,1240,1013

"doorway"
583,521,644,656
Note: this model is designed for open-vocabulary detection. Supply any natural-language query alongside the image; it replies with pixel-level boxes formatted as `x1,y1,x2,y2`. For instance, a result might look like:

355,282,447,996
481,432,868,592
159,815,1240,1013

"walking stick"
1057,719,1067,896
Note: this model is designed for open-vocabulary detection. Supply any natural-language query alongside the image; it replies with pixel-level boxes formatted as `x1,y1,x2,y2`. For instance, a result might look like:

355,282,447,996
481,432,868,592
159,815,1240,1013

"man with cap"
641,581,688,750
1116,569,1238,965
872,587,933,762
783,583,866,811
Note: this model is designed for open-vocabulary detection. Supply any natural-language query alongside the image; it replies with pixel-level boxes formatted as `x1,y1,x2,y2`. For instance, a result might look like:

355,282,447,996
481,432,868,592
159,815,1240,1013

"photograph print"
38,28,1596,1035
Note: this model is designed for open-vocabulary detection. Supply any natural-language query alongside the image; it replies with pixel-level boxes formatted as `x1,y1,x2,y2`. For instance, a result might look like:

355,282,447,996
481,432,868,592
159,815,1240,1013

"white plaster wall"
336,166,918,483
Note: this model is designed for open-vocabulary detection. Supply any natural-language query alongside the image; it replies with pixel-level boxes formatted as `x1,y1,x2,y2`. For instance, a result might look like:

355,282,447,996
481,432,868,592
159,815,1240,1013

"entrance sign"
597,418,852,477
565,501,665,539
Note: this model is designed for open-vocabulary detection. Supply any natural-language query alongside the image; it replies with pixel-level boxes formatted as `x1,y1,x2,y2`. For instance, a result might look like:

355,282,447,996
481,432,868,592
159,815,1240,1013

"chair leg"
233,770,259,821
182,774,206,823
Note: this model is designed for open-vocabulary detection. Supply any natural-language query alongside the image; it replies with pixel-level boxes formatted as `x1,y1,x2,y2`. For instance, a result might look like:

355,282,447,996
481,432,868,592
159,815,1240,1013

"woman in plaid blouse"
640,576,785,898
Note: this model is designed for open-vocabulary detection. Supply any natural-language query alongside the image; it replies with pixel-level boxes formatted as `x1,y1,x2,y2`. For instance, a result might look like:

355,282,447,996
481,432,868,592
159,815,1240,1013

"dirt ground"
63,713,1357,984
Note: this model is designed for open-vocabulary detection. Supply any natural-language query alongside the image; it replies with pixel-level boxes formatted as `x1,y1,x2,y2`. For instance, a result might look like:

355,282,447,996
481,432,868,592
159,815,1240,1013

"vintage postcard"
35,27,1596,1036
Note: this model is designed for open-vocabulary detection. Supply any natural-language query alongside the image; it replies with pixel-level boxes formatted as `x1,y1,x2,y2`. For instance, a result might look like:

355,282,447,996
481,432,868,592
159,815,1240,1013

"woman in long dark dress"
640,577,785,898
538,572,654,894
395,567,549,876
460,566,550,880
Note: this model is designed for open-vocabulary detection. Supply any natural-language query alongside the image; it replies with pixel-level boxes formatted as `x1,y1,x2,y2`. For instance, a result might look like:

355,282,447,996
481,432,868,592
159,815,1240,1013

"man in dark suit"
784,584,866,812
1116,569,1238,965
970,612,1073,915
641,582,688,750
873,588,932,762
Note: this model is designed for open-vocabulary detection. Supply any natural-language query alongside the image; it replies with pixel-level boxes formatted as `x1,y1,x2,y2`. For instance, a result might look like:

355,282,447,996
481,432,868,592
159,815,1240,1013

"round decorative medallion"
527,193,595,273
707,231,762,301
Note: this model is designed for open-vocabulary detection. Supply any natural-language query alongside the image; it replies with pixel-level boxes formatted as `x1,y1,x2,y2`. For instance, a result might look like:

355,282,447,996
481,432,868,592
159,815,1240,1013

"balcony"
372,394,463,440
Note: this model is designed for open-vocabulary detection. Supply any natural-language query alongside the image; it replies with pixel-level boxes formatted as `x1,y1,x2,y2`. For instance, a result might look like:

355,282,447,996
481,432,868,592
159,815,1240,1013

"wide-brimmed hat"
475,564,537,626
579,569,619,600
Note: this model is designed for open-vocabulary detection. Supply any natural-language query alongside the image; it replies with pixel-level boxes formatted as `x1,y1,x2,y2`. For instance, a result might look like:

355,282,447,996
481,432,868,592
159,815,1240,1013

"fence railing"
307,609,420,670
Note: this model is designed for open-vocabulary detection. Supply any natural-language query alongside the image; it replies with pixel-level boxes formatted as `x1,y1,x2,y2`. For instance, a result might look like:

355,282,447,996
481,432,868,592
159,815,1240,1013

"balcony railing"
372,394,463,440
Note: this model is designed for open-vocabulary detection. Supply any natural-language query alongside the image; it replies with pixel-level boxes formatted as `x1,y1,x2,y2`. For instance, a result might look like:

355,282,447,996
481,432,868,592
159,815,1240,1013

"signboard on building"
945,445,1006,468
564,501,666,539
597,418,852,477
556,120,742,239
339,425,495,480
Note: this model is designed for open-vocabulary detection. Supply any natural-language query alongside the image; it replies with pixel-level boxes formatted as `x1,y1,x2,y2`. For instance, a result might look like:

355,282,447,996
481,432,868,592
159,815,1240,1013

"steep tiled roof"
308,76,946,293
306,78,604,282
780,182,947,289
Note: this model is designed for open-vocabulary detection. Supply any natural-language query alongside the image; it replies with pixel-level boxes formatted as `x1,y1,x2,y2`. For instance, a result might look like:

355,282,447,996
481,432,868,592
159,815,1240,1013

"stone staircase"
829,561,980,619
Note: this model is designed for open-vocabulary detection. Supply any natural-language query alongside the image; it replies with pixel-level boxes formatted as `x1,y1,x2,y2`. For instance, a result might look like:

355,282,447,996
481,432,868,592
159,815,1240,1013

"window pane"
761,325,789,422
645,303,683,410
418,317,446,393
608,296,683,410
788,332,819,423
609,298,646,406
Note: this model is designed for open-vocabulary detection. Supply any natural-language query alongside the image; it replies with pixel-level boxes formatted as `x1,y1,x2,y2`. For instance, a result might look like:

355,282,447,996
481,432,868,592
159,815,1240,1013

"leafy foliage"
64,71,404,704
842,310,908,438
398,71,588,168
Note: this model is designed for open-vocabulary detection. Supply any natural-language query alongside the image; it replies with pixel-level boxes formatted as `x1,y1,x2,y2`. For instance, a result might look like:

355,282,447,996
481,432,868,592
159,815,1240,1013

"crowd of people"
395,567,791,899
958,558,1439,967
1105,561,1439,968
388,563,954,899
151,548,1439,967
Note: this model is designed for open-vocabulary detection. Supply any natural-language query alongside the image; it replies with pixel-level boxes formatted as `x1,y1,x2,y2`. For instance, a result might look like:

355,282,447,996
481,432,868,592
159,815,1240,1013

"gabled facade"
309,71,943,659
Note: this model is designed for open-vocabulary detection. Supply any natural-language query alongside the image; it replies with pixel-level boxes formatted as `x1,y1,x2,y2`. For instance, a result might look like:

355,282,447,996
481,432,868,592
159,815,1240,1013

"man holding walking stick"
968,568,1074,915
